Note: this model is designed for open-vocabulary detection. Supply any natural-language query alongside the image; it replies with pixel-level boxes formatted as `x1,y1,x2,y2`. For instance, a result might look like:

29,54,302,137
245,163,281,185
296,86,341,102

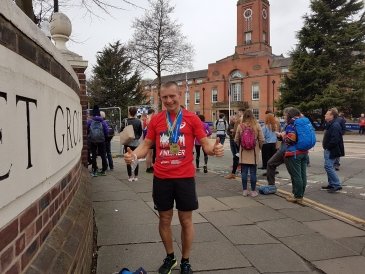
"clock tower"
236,0,272,55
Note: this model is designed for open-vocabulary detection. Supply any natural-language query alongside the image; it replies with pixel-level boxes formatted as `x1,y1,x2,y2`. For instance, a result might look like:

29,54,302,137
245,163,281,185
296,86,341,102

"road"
111,133,365,221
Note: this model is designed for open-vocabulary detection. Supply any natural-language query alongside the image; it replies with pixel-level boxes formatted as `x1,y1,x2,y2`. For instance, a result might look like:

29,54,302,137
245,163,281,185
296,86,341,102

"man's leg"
178,211,194,259
266,147,284,185
158,210,174,254
324,150,341,189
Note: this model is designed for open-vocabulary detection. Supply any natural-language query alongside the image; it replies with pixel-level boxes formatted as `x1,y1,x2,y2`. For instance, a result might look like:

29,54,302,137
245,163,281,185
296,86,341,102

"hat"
92,105,100,117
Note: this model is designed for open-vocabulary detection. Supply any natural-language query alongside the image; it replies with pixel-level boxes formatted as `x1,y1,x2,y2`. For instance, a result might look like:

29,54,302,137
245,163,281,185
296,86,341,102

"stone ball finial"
50,12,72,50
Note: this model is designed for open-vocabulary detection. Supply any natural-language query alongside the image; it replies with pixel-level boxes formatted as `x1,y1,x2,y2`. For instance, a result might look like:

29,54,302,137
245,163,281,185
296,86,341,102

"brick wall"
0,161,93,274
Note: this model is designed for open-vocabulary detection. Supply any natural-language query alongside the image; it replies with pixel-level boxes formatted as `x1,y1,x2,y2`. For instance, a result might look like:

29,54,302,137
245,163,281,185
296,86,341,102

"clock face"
262,8,267,19
244,8,252,19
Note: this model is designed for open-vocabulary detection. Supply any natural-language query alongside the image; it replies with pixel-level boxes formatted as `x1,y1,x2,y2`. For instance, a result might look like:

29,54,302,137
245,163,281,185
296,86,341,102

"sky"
62,0,311,79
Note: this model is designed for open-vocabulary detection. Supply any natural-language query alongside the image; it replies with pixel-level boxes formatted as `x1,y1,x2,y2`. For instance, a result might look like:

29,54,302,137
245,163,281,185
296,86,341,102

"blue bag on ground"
258,185,277,195
294,117,316,150
119,267,147,274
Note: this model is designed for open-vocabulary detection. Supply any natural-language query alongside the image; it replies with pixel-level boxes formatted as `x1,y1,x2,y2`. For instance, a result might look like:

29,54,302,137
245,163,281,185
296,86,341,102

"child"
195,114,212,173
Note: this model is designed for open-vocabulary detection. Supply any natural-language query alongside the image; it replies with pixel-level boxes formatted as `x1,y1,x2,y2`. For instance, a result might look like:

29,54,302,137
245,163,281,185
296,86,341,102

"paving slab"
97,242,181,274
125,180,153,193
257,218,315,238
234,205,287,222
97,223,161,246
279,207,333,222
195,196,231,212
145,202,208,225
172,223,229,244
219,225,279,245
198,267,259,273
217,196,264,208
259,197,302,209
201,210,253,227
313,256,365,274
137,192,153,202
94,200,159,226
336,236,365,254
92,190,140,202
303,219,365,239
181,241,252,271
238,244,311,273
91,179,130,193
280,233,357,261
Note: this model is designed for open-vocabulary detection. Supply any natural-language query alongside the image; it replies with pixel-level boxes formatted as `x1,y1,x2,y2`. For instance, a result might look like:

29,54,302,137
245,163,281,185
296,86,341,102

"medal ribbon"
166,109,183,144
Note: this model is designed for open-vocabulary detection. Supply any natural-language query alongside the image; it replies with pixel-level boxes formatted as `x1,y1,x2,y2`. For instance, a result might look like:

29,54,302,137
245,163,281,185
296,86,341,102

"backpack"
89,120,105,143
240,125,256,150
216,119,227,131
293,117,316,150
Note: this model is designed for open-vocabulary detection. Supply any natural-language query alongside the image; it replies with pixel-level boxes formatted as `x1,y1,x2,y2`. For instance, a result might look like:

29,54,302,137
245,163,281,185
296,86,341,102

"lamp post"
272,79,276,113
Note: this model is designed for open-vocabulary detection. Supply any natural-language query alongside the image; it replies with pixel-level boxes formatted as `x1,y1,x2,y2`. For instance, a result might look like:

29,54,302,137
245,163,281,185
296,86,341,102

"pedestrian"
334,110,346,171
195,114,212,173
321,108,344,193
282,108,313,203
235,109,264,197
145,108,156,173
87,105,109,177
100,111,114,170
359,113,365,135
224,115,240,179
260,112,278,170
121,107,143,182
123,81,224,274
215,113,228,145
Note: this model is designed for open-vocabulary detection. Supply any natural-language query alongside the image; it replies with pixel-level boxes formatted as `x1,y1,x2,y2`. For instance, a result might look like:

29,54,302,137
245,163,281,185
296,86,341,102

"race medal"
166,109,183,155
169,143,180,154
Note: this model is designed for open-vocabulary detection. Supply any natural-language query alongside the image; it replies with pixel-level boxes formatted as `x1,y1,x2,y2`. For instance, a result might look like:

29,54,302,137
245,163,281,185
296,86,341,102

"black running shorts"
152,176,198,211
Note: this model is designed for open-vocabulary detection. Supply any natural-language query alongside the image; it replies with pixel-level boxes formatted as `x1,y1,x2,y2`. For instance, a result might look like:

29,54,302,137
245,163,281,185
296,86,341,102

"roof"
150,69,208,85
271,56,292,68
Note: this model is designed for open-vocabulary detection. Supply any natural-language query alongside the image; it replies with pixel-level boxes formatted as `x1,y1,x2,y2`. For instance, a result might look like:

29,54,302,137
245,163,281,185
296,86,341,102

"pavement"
92,157,365,274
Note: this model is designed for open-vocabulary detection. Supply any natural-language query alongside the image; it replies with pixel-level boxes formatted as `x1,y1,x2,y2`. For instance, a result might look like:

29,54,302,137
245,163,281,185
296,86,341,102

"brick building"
145,0,291,121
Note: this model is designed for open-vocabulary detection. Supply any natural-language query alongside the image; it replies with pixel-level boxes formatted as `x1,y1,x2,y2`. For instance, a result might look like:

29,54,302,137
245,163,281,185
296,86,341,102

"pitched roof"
271,56,292,68
150,69,208,85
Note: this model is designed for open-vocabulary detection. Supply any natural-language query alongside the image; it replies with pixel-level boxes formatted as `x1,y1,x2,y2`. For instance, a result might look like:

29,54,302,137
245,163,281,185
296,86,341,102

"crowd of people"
86,82,361,274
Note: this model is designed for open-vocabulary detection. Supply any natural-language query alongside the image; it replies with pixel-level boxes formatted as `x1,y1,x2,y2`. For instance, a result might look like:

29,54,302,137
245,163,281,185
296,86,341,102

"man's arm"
200,137,224,157
124,138,154,164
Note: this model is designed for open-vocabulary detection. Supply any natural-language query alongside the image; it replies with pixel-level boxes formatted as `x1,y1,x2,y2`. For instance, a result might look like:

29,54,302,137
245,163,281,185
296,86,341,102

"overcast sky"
63,0,311,79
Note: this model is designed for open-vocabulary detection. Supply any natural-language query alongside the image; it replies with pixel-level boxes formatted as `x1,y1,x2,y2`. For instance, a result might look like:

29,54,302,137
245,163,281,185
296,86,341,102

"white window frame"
252,83,260,101
245,31,252,44
177,81,183,86
187,80,193,85
211,88,218,103
196,79,203,84
195,91,200,104
252,108,259,120
230,83,242,102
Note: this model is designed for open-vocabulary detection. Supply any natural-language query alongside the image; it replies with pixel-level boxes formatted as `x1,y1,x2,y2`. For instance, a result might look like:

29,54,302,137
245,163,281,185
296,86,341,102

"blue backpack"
294,117,316,150
88,120,105,143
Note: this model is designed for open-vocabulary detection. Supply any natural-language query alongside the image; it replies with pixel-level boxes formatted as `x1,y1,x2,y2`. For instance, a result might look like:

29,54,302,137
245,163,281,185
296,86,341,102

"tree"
128,0,194,108
87,41,145,120
277,0,365,122
17,0,140,23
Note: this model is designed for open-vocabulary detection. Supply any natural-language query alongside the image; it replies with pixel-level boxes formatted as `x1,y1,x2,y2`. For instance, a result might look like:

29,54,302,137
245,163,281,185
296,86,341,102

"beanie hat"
92,105,100,117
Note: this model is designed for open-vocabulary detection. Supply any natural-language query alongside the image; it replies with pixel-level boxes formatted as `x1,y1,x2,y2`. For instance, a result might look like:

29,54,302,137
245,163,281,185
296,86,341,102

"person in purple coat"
195,115,212,173
87,105,109,176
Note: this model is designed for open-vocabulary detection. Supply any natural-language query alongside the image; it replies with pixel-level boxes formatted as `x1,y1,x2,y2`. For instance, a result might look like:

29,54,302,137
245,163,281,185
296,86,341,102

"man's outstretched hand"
213,137,224,157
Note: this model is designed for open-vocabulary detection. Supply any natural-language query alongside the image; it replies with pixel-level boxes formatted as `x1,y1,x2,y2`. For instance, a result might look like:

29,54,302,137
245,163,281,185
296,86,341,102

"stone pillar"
50,13,89,167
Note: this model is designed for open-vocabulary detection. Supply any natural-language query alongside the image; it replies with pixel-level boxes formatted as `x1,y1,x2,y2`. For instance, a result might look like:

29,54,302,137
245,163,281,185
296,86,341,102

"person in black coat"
321,108,344,193
333,111,346,170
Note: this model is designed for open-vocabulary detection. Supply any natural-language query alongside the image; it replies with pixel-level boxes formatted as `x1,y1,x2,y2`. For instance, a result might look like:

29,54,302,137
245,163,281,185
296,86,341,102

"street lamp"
272,79,276,113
